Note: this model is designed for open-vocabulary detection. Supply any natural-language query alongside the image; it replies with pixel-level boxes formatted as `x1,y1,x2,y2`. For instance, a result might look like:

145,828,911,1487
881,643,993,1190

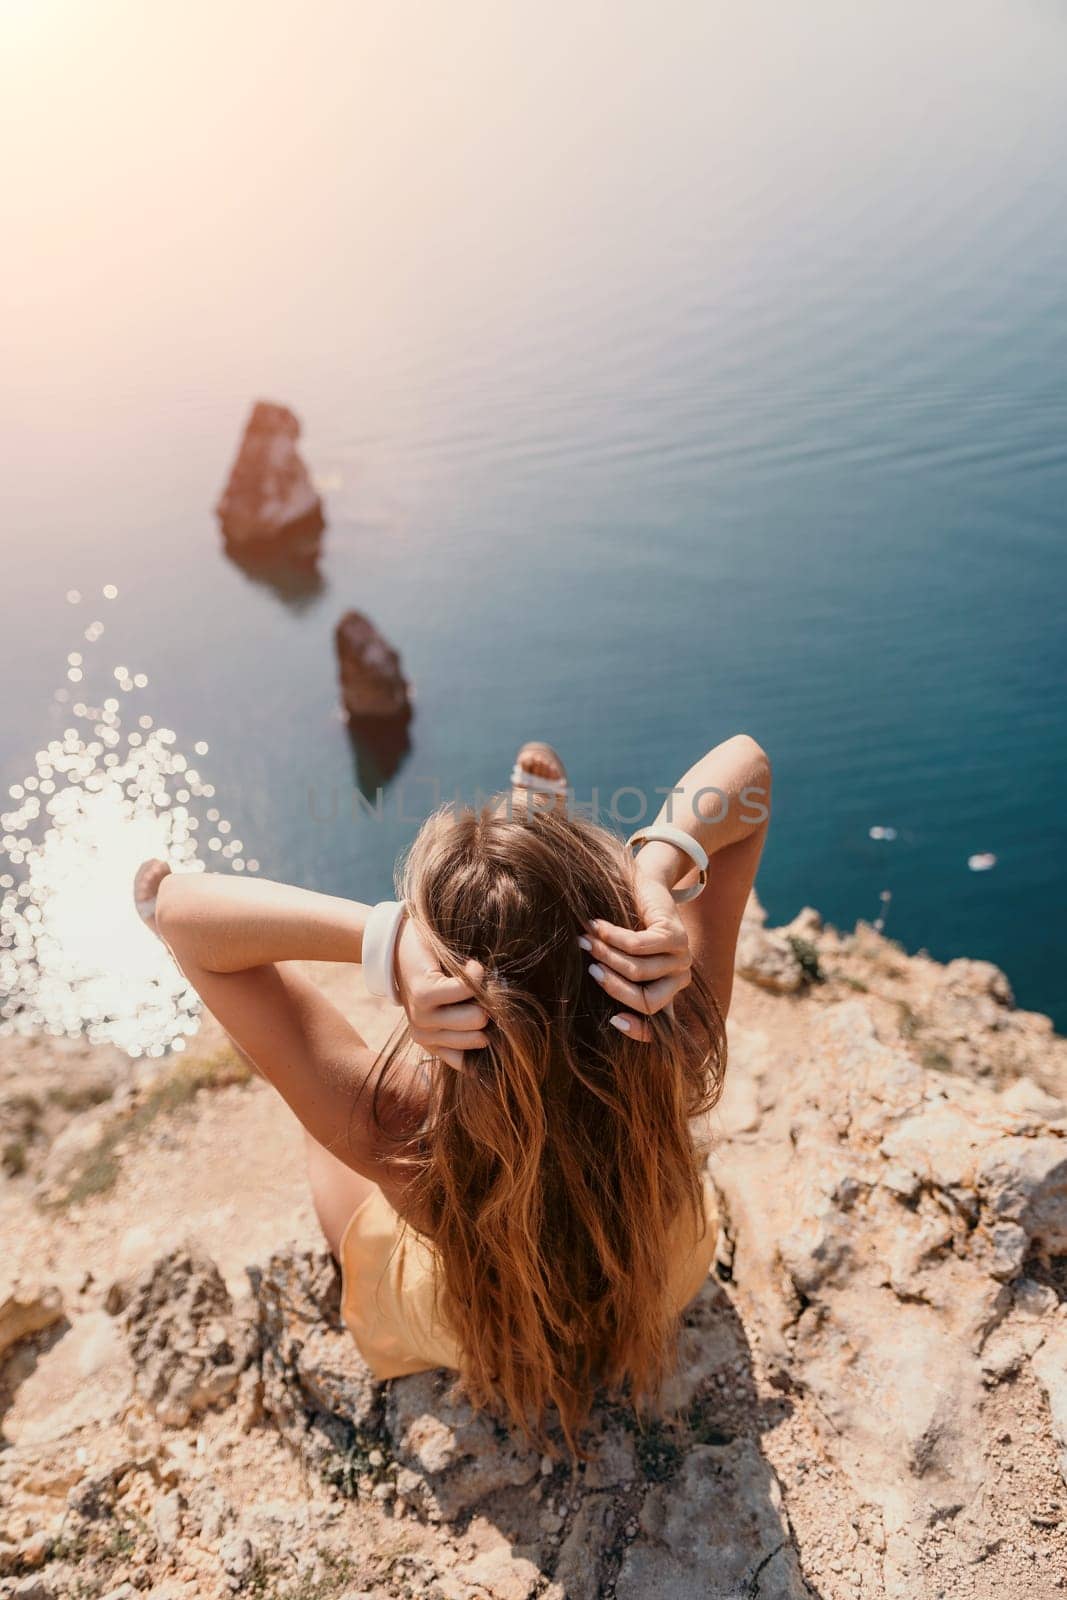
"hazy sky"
6,0,1060,401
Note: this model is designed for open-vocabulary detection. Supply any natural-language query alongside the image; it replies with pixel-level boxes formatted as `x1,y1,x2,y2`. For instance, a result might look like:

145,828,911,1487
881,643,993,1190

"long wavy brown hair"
377,801,725,1453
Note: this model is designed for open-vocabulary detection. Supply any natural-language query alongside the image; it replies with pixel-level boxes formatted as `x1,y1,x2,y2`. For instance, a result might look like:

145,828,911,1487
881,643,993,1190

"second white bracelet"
627,824,709,903
362,899,406,1005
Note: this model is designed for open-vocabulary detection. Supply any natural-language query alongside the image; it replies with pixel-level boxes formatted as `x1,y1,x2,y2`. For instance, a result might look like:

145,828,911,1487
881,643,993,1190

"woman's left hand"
581,874,693,1042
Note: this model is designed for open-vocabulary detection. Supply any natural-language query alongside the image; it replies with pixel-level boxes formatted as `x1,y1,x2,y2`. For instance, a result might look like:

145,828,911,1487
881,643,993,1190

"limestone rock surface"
1,918,1066,1599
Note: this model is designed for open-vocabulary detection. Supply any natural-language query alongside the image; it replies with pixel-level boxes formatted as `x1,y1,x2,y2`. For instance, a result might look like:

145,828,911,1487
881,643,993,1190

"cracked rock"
385,1369,540,1522
615,1441,808,1599
251,1247,382,1482
124,1248,253,1427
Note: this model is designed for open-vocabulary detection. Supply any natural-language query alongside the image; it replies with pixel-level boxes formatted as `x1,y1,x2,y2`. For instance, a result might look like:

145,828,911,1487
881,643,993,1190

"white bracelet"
628,824,709,903
362,900,406,1005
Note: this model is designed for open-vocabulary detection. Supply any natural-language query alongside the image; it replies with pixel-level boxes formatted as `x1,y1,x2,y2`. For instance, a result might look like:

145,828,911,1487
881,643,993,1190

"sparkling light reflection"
0,605,255,1057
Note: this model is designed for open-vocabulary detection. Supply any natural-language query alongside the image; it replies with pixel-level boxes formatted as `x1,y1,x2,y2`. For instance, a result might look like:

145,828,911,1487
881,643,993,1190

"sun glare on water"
0,592,257,1057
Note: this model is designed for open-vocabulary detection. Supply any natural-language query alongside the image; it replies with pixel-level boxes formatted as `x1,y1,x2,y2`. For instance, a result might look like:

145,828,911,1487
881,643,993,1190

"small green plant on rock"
787,935,823,985
43,1045,252,1210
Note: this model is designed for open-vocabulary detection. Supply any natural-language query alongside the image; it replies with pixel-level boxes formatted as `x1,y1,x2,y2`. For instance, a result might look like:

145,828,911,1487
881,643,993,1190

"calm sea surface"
2,1,1066,1037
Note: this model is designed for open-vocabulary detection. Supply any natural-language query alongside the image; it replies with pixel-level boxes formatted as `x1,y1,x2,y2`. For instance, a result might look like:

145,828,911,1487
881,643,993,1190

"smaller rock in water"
216,401,325,546
335,611,412,721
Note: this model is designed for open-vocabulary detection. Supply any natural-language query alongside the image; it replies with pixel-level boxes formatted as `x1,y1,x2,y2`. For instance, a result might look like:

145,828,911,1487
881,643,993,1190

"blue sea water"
2,1,1065,1028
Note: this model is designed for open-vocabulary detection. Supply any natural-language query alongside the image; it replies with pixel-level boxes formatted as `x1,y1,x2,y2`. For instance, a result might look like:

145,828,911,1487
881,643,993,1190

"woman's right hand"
581,870,693,1042
394,917,490,1071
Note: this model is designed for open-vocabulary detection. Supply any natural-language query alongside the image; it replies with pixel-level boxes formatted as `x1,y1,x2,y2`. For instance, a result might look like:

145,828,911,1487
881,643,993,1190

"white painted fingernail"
588,963,605,981
577,935,592,951
610,1015,632,1033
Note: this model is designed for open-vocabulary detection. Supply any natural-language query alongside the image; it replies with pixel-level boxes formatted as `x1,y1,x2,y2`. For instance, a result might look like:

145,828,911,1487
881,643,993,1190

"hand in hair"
395,915,490,1071
580,871,692,1042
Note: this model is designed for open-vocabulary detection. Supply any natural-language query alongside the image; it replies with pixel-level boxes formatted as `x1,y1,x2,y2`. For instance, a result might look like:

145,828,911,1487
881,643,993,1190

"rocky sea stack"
215,401,325,548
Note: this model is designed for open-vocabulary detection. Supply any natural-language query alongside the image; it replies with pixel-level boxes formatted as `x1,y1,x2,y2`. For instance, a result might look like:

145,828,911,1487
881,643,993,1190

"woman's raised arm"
154,870,371,972
587,735,772,1022
634,733,771,886
151,870,422,1193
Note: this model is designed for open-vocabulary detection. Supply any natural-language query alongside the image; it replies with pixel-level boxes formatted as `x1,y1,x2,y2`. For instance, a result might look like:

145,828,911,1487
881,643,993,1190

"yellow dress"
339,1171,720,1380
